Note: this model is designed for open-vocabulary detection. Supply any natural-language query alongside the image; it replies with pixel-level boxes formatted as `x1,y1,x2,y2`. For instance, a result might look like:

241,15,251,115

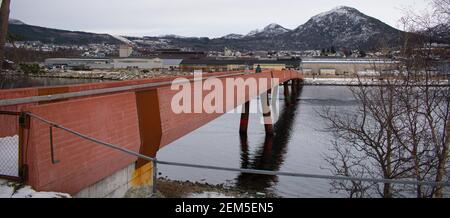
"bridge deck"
0,70,303,194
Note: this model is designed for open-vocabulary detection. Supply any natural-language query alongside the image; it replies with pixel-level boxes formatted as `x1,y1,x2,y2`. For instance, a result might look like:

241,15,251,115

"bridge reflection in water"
236,84,303,193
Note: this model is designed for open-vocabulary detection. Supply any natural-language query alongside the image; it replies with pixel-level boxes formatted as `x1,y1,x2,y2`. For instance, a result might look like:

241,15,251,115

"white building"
119,44,133,58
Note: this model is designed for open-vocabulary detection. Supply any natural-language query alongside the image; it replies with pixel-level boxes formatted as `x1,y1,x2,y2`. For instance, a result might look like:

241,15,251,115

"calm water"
0,75,104,89
157,86,358,198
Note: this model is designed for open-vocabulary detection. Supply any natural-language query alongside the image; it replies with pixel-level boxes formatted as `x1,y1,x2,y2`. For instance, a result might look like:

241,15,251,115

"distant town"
2,6,449,80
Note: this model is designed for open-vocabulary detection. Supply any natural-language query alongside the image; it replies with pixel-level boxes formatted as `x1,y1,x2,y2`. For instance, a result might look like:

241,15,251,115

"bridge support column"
271,85,279,123
132,89,162,189
283,82,289,97
239,101,250,135
283,82,290,106
291,79,298,96
260,91,273,135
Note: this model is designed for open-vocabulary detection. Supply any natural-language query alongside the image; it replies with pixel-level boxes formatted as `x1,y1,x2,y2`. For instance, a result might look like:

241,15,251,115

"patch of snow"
311,6,366,23
304,78,360,85
0,135,19,177
8,19,25,25
262,23,290,35
0,181,14,197
0,179,71,198
222,34,244,39
246,23,290,37
186,192,235,198
111,35,134,45
246,29,261,37
158,34,189,39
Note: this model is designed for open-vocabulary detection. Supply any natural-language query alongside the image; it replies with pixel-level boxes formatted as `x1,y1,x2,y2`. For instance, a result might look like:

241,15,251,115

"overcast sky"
10,0,430,38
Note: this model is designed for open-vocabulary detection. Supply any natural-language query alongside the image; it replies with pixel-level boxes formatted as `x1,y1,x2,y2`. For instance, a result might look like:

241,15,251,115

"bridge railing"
20,111,450,197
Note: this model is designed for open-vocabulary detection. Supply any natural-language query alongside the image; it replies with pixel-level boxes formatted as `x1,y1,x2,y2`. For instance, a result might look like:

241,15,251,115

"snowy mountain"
287,6,402,50
221,33,244,39
203,6,404,51
212,6,404,50
7,6,409,51
8,19,25,25
246,23,291,38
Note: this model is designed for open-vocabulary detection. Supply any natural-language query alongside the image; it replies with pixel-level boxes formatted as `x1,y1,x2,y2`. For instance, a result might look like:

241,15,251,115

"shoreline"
302,77,450,86
0,69,192,81
2,70,448,87
125,177,278,198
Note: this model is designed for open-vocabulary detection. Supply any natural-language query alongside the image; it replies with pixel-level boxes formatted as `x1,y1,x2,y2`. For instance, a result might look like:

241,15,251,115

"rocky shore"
125,177,278,198
1,69,193,81
303,77,450,86
42,69,193,80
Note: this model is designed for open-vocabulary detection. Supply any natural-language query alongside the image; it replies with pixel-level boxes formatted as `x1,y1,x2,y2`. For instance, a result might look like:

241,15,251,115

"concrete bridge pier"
271,85,280,124
283,81,291,106
239,101,250,135
131,90,162,190
260,91,274,135
291,79,301,96
283,82,290,96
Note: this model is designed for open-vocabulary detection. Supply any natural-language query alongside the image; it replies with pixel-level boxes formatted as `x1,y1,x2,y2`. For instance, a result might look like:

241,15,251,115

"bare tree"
400,0,450,198
321,1,449,198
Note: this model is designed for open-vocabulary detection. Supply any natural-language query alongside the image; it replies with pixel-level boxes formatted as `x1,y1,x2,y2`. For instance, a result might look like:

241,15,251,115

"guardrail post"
49,126,60,164
151,158,158,197
18,112,30,181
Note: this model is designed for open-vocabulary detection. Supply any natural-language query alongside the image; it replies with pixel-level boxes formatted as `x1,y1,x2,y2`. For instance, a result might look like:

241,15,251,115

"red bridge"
0,70,303,197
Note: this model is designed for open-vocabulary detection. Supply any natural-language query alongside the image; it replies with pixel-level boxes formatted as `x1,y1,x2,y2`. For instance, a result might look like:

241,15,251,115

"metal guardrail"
24,112,450,197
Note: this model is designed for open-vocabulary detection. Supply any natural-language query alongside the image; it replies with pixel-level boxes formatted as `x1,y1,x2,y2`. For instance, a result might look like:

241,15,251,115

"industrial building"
112,58,163,69
45,58,183,70
44,58,113,70
179,59,301,72
301,58,399,76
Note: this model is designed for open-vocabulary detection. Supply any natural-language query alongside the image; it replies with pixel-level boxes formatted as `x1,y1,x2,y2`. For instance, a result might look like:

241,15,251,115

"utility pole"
0,0,11,71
